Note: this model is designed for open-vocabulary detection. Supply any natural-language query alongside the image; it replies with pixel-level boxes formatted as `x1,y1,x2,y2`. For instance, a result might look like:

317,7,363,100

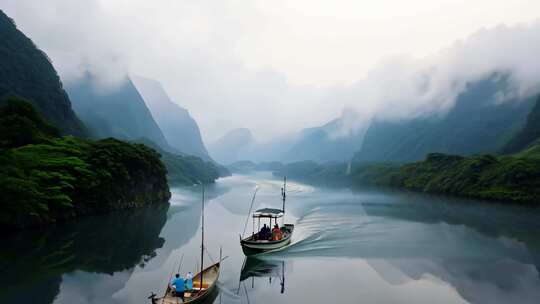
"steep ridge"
0,10,85,136
209,128,254,164
66,73,171,150
281,114,364,162
355,77,535,163
502,95,540,154
132,76,210,160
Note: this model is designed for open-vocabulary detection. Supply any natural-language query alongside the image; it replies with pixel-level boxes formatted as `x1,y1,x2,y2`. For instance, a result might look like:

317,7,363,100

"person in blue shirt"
185,272,194,290
170,274,185,301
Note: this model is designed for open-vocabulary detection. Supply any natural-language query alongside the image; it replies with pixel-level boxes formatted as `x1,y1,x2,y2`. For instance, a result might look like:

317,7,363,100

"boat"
160,263,220,304
150,184,222,304
240,177,294,255
237,257,286,296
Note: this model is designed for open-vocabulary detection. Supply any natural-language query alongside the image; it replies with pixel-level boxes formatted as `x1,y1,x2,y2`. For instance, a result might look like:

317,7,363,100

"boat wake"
267,200,533,263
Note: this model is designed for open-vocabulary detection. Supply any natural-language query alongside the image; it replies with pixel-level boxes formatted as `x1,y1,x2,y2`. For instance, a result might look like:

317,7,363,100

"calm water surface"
2,172,540,304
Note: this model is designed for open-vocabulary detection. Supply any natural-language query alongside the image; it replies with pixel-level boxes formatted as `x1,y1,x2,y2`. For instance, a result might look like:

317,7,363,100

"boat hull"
240,224,294,255
160,262,220,304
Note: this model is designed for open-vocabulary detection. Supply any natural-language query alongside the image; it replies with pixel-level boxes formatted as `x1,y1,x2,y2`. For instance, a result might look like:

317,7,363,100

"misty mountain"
354,76,536,163
279,113,364,162
502,95,540,154
208,112,364,164
66,74,171,150
132,76,210,160
208,128,254,164
0,10,85,136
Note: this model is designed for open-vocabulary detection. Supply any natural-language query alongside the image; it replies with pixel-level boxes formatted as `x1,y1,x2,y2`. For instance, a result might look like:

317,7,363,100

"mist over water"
2,173,539,304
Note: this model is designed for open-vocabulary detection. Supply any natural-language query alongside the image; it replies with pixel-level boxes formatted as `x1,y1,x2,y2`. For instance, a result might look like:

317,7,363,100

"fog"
2,0,540,142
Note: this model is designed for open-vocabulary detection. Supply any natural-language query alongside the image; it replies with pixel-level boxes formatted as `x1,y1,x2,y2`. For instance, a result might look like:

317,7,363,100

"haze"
2,0,540,142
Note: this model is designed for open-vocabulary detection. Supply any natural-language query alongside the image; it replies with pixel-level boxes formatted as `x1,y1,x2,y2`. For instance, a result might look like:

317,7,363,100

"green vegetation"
502,95,540,154
275,152,540,204
351,153,540,203
162,152,225,185
133,138,228,185
515,140,540,159
0,98,170,230
0,10,86,136
273,161,351,186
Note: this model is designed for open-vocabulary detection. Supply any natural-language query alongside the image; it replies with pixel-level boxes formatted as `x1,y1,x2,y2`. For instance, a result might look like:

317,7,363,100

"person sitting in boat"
259,224,270,240
185,271,193,290
272,224,283,240
171,274,185,301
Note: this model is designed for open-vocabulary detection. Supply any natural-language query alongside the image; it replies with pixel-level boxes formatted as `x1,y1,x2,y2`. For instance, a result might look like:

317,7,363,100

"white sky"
2,0,540,141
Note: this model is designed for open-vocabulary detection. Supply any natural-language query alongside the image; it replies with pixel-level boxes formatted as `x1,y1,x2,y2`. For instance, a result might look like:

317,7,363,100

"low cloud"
2,1,540,142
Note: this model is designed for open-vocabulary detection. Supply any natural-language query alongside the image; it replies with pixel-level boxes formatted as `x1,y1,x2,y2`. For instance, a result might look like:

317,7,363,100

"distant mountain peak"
132,76,211,160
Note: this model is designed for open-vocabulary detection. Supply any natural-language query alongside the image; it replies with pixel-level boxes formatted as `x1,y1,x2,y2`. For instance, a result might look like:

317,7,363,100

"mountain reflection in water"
1,173,539,304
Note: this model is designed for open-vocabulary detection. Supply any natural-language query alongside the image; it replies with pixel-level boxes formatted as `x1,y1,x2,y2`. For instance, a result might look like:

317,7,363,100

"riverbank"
0,99,171,231
272,151,540,204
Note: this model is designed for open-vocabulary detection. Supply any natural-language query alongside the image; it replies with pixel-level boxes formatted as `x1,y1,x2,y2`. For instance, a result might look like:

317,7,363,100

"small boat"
150,184,222,304
240,177,294,255
160,263,220,304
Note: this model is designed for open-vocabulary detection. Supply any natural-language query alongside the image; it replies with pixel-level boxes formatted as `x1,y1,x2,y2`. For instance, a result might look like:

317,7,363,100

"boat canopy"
253,208,283,218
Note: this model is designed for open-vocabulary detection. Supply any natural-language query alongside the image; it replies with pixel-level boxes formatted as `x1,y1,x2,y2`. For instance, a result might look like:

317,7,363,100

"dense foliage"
133,138,228,185
274,151,540,204
515,141,540,159
0,10,86,136
351,153,540,203
273,160,351,186
0,99,170,230
228,160,284,173
502,95,540,154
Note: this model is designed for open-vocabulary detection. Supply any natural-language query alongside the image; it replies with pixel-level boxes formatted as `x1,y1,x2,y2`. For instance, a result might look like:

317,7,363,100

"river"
1,172,540,304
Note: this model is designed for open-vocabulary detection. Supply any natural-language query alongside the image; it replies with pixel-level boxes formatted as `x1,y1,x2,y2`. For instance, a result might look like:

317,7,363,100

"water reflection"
2,174,540,304
238,257,287,295
0,203,169,304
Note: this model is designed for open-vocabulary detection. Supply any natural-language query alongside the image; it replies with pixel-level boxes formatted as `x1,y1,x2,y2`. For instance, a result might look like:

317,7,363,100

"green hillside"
502,95,540,154
352,153,540,203
0,98,171,230
133,138,228,185
515,140,540,159
0,10,86,136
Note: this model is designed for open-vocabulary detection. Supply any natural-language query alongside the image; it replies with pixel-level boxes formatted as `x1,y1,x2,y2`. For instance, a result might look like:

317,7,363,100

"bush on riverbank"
0,98,171,230
351,153,540,203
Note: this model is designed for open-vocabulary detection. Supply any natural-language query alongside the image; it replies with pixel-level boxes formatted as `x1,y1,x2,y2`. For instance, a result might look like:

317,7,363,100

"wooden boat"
160,262,220,304
150,184,222,304
240,177,294,255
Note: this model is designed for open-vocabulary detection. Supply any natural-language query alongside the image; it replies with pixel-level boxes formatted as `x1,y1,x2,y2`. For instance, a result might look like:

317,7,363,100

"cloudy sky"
2,0,540,141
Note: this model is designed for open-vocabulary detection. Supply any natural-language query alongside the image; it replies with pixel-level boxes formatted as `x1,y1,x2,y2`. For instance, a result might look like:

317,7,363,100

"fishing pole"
177,253,185,274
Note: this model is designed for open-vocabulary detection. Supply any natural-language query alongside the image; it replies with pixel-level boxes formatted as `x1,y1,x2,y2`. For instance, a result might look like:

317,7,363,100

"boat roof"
253,208,283,218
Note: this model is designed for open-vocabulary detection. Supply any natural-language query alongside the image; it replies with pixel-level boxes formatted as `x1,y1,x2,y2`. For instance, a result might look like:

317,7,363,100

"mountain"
280,112,364,162
0,98,170,230
132,76,210,160
0,10,85,136
209,112,363,164
209,128,254,164
66,73,171,150
501,95,540,154
133,138,227,185
355,76,536,163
